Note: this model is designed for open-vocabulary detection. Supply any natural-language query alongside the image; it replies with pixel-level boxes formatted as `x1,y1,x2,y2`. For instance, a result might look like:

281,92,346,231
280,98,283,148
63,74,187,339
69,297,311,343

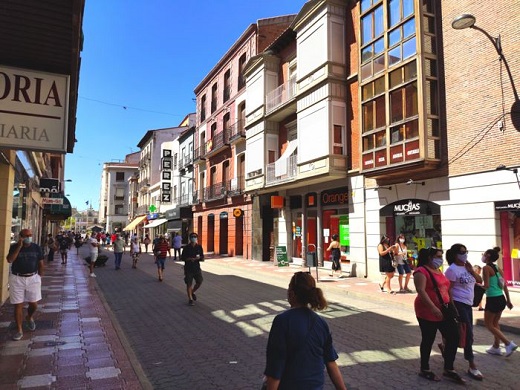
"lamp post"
452,13,520,131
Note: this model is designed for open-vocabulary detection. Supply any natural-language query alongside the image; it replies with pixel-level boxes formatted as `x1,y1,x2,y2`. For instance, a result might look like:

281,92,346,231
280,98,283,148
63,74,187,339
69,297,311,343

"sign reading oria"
0,66,69,153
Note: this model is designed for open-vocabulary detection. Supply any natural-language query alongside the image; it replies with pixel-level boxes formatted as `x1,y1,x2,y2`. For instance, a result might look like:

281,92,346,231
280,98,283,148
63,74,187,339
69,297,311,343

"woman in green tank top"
482,247,517,357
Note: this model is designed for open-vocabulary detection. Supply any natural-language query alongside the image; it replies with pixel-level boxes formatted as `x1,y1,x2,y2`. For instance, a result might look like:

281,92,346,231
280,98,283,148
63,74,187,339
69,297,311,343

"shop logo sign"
394,200,421,215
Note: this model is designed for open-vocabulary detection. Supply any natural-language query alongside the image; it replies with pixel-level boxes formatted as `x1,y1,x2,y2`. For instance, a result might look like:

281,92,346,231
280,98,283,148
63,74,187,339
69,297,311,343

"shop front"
495,200,520,289
380,199,442,267
164,206,192,245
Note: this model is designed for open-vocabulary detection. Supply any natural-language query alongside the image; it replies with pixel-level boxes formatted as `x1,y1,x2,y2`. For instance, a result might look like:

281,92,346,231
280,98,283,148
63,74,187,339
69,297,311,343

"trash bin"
306,251,317,267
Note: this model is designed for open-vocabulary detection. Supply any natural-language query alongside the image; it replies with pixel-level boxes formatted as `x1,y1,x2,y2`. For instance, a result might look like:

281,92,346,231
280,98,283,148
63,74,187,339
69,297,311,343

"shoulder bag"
422,266,459,322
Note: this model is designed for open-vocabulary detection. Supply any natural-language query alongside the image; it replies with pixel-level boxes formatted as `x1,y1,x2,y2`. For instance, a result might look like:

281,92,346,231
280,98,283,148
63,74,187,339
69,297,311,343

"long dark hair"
290,272,327,311
484,247,501,263
379,235,390,246
417,247,443,267
446,243,466,265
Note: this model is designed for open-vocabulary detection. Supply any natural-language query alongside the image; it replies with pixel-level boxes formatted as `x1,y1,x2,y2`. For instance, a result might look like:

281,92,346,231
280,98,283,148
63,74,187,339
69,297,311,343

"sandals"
468,368,483,381
418,370,440,382
443,370,466,384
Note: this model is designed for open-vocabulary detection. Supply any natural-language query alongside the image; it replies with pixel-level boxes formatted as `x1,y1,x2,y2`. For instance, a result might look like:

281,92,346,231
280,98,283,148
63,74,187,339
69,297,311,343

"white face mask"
457,253,468,263
431,257,443,269
481,255,487,263
399,239,405,243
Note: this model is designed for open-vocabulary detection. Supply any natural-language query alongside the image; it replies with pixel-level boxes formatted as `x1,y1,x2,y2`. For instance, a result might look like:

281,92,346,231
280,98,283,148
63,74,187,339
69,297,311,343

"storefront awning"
45,196,72,221
143,218,168,229
123,215,147,231
275,139,298,177
167,219,183,231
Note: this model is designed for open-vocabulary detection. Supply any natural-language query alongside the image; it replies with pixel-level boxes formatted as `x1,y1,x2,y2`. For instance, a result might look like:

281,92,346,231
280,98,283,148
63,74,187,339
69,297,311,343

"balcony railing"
205,131,228,156
266,77,296,113
193,144,207,161
227,176,245,196
204,182,227,201
227,119,245,142
178,154,193,170
266,154,298,185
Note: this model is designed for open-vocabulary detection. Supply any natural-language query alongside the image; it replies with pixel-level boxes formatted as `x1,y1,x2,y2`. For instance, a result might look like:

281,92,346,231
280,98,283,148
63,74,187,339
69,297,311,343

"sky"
66,0,307,211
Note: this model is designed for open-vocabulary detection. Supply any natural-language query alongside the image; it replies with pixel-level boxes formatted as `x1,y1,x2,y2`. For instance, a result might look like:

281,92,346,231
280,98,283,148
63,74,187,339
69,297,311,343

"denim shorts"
397,262,412,275
156,257,166,270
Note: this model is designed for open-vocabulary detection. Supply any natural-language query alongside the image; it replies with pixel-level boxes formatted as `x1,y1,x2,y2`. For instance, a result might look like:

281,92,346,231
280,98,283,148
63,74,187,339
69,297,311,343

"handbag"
472,284,485,307
423,266,459,322
458,322,467,348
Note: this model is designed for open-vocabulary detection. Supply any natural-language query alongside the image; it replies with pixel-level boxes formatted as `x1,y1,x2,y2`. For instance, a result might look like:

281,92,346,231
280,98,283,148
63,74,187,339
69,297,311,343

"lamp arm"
472,26,519,101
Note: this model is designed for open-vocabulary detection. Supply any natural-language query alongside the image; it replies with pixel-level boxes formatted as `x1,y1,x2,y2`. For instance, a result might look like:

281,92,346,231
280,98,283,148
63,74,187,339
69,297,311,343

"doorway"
219,212,228,255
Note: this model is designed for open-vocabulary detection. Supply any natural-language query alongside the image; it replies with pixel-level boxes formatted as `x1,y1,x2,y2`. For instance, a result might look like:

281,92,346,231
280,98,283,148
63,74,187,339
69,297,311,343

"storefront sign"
42,197,63,205
0,66,69,153
393,199,423,215
321,187,349,206
495,200,520,211
276,246,288,267
39,178,60,193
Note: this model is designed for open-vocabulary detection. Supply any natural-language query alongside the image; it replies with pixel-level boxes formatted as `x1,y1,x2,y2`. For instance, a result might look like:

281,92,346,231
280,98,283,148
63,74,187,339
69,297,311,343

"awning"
143,218,168,229
123,215,148,231
274,139,298,177
167,220,183,231
45,195,72,221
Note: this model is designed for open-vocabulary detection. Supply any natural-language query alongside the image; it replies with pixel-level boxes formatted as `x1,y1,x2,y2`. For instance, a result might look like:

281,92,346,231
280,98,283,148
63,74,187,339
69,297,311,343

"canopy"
274,139,298,177
123,215,147,231
143,218,168,229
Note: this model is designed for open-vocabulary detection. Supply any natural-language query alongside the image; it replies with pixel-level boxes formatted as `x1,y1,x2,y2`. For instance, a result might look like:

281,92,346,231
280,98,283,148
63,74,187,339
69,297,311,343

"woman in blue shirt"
264,271,347,390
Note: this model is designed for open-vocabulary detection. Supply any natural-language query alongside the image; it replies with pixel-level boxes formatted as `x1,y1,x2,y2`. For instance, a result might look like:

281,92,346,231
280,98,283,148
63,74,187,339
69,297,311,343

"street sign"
233,208,243,218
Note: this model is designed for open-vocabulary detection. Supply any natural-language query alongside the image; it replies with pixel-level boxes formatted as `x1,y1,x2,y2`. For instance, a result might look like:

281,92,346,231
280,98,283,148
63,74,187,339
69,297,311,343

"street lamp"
452,13,520,131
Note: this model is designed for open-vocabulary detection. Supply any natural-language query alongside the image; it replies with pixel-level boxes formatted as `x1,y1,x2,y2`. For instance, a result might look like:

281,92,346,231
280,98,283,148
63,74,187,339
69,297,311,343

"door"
219,212,228,255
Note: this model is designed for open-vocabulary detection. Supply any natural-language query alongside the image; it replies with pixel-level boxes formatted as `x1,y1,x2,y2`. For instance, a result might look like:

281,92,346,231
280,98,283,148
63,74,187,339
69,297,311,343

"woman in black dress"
378,235,397,293
327,234,342,277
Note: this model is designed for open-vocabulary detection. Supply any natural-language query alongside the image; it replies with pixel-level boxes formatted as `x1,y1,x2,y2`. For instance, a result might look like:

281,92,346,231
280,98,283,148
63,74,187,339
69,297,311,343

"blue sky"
66,0,307,210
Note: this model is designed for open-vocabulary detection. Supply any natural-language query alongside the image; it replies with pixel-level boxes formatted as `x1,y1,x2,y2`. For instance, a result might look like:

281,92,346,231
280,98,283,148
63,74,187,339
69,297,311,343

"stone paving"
1,244,519,389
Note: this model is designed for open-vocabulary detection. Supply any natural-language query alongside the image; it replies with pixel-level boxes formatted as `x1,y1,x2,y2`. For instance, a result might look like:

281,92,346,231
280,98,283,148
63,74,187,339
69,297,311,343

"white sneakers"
505,341,518,357
486,341,517,357
486,346,503,355
90,273,96,278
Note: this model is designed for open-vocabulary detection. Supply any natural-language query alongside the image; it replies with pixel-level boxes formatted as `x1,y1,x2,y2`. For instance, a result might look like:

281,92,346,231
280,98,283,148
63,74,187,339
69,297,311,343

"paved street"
89,246,519,390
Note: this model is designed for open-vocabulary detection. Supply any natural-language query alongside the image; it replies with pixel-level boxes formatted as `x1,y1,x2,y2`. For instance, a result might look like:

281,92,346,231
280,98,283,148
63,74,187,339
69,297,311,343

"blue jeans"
454,300,474,362
114,252,123,269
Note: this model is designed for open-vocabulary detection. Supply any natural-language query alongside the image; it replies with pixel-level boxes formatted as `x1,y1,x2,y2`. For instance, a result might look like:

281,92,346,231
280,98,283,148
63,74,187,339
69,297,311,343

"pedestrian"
58,233,71,264
172,231,182,261
395,233,413,293
6,229,44,341
46,233,55,262
88,233,99,277
378,235,396,293
327,234,342,277
153,235,170,282
481,246,517,357
473,265,485,311
263,271,347,390
444,243,483,380
130,237,140,269
413,247,464,384
143,234,150,253
112,233,125,270
181,232,204,305
74,233,83,254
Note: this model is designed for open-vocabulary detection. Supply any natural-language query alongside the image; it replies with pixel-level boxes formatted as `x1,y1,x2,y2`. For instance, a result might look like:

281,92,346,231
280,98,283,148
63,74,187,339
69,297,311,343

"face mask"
23,237,32,244
431,257,443,269
399,239,405,243
457,253,468,263
190,237,197,243
481,255,487,263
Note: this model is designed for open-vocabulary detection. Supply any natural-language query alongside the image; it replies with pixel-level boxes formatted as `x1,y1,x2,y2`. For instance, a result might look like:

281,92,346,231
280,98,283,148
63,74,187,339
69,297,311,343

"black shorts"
184,271,203,286
485,295,506,313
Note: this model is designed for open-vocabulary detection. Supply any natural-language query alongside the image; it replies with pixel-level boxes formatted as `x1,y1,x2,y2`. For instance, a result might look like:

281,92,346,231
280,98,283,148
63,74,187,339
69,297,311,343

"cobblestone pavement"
91,248,519,390
1,244,518,389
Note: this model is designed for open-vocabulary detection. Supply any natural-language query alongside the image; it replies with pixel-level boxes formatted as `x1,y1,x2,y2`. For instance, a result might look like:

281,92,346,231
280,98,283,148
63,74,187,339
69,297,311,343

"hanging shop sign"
39,178,60,193
233,208,243,218
0,66,69,153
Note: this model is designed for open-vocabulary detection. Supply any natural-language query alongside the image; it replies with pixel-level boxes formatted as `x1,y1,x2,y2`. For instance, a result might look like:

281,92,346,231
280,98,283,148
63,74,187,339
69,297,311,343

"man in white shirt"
88,234,99,277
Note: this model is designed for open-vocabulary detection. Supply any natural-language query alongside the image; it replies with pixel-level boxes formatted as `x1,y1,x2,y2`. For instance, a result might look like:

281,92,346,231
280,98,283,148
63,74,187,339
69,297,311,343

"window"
115,204,124,215
333,125,344,155
238,54,246,90
211,83,218,113
200,95,206,122
223,70,231,102
115,187,125,201
115,172,124,181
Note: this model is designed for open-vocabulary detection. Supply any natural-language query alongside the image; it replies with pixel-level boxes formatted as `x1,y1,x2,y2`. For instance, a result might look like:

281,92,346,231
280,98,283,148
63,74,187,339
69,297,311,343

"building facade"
193,15,296,258
99,152,139,233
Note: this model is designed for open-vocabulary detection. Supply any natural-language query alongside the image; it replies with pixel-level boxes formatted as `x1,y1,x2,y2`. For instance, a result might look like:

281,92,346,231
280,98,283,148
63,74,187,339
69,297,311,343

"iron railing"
266,154,298,185
266,77,297,113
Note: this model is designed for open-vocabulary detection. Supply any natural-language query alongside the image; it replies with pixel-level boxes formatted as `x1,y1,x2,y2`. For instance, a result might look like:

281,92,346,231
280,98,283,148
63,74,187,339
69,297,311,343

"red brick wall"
346,2,360,171
442,0,520,176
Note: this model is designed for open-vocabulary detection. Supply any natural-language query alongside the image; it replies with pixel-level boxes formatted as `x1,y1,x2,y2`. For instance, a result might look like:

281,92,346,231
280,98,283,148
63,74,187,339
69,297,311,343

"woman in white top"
130,238,141,269
445,243,483,380
395,234,412,293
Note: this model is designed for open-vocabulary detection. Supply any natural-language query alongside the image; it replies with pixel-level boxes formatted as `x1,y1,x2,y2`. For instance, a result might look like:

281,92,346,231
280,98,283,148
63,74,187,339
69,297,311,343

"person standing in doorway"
172,232,182,261
88,233,99,277
153,235,171,282
112,233,125,270
6,229,44,341
181,232,204,306
327,234,342,278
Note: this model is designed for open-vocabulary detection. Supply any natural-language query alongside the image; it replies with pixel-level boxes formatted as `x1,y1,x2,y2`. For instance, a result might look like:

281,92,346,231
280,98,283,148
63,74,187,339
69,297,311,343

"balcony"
266,77,296,114
178,154,193,170
266,154,298,186
204,182,227,202
193,143,207,161
205,131,229,157
227,176,245,196
227,119,245,143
